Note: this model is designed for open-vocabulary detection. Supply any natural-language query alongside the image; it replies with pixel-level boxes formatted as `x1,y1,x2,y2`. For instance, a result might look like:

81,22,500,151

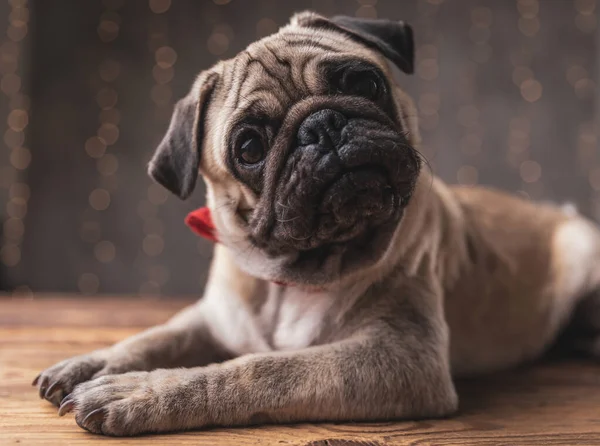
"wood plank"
1,297,600,445
0,295,190,327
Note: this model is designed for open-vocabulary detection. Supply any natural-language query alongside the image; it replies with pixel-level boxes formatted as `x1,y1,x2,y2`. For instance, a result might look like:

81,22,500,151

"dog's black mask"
247,96,421,281
268,109,418,252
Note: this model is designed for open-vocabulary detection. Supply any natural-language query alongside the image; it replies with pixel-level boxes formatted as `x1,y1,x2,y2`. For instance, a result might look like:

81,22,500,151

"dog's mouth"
311,165,396,243
266,163,401,253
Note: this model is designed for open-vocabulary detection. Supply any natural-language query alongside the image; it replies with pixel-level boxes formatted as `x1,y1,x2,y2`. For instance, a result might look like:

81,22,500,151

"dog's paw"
59,370,188,436
33,352,112,407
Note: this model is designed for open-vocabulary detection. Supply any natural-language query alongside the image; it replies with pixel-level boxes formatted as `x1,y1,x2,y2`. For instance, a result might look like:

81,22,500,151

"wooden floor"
1,296,600,445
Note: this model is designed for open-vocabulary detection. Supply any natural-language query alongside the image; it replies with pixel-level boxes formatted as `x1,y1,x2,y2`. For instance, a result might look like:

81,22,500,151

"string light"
517,0,540,37
355,0,378,19
416,43,440,136
469,7,493,64
1,0,30,293
207,24,234,56
411,0,443,168
256,18,278,38
149,0,171,14
520,79,543,103
575,0,597,33
520,160,542,183
137,0,182,296
78,272,100,295
78,0,124,294
510,0,545,198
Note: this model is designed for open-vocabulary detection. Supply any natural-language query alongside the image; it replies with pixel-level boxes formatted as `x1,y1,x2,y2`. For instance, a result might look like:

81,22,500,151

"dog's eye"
238,135,265,165
341,71,381,100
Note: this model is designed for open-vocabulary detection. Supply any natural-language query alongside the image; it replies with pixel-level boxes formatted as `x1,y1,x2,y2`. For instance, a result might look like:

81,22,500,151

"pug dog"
33,11,600,436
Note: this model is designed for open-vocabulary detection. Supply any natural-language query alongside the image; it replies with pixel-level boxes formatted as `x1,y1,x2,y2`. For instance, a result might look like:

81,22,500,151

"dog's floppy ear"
291,12,414,75
148,71,219,199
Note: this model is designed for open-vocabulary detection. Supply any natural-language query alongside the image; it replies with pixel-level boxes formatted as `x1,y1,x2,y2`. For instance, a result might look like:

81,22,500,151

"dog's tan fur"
34,11,600,436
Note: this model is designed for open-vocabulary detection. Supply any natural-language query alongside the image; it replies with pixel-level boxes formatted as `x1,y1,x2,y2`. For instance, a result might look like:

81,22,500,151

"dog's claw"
80,408,106,432
32,374,40,386
83,408,105,423
38,377,49,399
58,398,75,416
45,381,61,400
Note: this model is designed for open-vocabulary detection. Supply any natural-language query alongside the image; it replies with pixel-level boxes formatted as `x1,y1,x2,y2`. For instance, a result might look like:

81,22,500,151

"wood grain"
1,296,600,445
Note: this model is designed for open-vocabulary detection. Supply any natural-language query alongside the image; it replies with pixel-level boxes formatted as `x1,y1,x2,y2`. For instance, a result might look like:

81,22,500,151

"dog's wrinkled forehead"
223,11,414,114
148,11,415,200
222,29,383,121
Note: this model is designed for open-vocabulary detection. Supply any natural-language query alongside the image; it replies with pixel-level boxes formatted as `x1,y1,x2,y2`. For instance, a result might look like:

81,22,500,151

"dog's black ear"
292,12,414,74
148,71,219,199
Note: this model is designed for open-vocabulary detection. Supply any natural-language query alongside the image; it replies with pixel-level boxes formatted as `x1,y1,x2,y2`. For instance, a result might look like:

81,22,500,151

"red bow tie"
185,207,218,243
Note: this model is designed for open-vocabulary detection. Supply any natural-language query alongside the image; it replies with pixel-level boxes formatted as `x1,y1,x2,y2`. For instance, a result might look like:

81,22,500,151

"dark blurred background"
0,0,597,297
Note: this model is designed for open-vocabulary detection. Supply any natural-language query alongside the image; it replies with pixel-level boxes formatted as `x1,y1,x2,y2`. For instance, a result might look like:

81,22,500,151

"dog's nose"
297,109,347,148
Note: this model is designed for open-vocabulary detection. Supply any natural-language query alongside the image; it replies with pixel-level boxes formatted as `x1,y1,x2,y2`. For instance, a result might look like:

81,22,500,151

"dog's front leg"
33,301,230,406
34,246,257,406
62,294,458,436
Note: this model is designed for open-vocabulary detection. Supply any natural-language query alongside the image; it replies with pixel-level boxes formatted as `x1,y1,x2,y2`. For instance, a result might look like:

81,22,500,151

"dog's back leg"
562,289,600,357
549,215,600,358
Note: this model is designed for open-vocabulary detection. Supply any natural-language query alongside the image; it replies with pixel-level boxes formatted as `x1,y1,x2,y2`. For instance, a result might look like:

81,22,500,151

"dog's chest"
258,287,335,350
204,286,335,355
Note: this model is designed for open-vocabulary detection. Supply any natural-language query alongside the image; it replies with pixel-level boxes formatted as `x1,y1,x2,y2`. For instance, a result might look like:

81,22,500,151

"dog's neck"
185,208,326,291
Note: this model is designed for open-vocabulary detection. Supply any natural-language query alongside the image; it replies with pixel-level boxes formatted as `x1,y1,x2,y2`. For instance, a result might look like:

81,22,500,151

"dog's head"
148,12,422,287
